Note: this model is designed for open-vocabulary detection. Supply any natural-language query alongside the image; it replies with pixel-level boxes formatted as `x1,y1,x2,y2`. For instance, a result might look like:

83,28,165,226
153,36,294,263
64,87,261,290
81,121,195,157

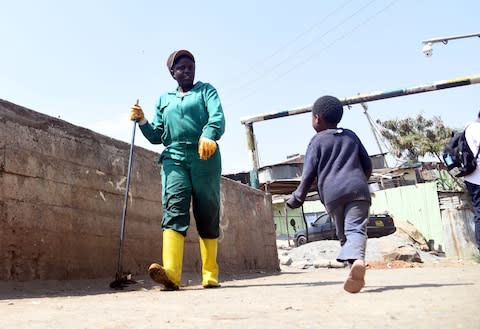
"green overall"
139,81,225,238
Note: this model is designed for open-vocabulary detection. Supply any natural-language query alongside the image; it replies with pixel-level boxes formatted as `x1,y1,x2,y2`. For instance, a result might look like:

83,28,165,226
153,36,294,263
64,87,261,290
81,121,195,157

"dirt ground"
1,260,479,329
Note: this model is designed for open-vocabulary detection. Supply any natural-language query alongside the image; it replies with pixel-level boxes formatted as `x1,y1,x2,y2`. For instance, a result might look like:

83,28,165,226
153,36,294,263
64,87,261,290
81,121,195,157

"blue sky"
1,0,479,174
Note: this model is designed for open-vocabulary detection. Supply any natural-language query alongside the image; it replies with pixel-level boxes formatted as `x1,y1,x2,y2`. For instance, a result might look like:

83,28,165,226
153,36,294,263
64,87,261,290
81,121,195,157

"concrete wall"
0,99,279,281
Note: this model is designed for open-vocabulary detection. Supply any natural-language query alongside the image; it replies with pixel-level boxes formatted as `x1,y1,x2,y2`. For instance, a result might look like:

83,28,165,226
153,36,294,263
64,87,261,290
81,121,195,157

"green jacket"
140,81,225,161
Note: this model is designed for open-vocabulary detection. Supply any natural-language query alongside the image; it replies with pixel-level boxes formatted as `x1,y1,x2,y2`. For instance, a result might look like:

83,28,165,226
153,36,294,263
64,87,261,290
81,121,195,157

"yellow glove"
198,137,217,160
130,103,144,122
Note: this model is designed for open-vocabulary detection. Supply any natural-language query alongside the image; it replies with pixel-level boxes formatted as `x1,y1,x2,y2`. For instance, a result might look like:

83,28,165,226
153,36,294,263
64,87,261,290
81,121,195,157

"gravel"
278,234,446,270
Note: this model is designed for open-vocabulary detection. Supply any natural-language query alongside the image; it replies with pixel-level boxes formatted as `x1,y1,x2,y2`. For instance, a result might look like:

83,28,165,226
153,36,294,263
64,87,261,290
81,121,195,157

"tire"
295,235,307,247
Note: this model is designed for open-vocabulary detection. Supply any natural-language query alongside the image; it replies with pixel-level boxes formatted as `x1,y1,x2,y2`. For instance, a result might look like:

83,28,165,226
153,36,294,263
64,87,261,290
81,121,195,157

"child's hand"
286,196,302,209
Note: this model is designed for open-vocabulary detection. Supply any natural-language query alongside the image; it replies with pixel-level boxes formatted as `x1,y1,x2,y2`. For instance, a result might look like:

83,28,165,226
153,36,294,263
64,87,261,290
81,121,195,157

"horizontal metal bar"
240,74,480,125
421,33,480,44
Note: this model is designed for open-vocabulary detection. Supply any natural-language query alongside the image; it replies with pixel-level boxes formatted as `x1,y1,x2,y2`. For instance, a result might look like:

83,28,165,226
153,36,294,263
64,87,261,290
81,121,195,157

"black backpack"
442,128,480,178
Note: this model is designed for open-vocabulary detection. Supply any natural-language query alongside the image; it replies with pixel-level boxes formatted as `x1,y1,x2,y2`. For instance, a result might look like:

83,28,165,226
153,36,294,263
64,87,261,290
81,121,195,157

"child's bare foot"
344,259,365,293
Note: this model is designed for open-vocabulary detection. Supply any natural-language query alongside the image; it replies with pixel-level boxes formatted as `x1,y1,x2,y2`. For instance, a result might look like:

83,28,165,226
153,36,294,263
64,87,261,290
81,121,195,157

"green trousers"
160,144,221,238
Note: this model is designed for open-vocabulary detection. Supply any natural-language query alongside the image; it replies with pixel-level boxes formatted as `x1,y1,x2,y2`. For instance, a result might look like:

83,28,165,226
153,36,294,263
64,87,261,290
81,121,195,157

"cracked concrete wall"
0,99,279,281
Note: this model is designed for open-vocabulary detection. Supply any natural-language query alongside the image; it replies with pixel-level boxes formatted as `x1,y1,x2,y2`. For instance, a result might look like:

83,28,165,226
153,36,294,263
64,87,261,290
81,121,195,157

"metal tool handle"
115,118,137,277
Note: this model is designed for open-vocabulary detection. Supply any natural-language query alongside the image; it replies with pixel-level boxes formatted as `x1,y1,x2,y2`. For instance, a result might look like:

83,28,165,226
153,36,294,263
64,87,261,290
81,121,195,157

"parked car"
293,212,396,247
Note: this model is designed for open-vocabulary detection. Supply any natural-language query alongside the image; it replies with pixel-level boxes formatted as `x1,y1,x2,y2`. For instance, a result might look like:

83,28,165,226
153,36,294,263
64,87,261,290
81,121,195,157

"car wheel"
296,235,307,247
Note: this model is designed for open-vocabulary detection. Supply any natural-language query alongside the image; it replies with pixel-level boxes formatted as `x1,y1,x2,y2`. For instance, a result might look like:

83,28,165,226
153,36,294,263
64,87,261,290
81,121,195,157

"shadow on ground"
363,282,474,293
0,270,297,300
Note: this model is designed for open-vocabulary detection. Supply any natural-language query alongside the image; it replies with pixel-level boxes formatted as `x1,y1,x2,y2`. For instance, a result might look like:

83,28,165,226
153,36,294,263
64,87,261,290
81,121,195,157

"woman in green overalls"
130,49,225,290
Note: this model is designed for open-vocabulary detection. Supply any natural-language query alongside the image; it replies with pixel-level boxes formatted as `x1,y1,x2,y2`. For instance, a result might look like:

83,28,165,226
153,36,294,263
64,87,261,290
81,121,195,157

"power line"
226,0,397,106
273,0,397,85
226,0,377,95
220,0,360,92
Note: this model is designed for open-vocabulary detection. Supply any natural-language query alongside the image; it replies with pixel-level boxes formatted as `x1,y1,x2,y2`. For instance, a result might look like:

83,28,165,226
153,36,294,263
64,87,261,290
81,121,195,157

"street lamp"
421,32,480,57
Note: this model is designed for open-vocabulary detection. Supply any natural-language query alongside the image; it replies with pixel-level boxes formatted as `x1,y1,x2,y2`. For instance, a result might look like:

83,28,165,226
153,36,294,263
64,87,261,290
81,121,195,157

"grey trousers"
327,200,370,262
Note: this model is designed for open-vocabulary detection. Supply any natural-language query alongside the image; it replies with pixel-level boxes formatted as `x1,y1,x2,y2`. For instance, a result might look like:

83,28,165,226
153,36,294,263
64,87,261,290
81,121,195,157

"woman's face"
171,56,195,91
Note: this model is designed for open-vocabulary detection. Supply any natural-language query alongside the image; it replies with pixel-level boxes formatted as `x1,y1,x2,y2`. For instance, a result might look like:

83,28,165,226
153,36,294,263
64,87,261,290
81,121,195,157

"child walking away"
286,95,372,293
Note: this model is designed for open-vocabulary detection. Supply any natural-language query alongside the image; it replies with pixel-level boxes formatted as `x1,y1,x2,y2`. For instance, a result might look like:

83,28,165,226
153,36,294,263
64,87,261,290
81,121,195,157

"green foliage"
376,114,455,161
376,114,463,192
433,169,464,192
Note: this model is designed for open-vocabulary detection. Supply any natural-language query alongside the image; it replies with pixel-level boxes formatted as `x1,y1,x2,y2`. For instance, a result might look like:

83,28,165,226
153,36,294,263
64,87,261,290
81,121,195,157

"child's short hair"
313,95,344,124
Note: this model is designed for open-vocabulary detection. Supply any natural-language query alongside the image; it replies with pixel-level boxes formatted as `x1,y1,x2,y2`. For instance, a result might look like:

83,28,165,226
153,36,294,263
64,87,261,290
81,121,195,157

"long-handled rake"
110,102,139,289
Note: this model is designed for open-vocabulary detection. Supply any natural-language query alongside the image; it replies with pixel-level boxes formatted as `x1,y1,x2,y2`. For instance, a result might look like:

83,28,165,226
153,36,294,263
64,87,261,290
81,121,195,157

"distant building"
224,153,407,195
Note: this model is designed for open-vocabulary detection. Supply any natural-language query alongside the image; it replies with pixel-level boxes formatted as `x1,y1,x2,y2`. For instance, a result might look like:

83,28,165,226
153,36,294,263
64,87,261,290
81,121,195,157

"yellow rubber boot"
148,229,184,291
199,238,220,288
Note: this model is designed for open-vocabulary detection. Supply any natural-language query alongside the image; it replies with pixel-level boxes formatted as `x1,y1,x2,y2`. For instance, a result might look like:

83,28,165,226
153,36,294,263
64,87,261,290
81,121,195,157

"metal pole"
361,102,385,154
284,202,291,247
244,122,259,188
240,73,480,186
115,121,136,278
240,74,480,125
421,32,480,45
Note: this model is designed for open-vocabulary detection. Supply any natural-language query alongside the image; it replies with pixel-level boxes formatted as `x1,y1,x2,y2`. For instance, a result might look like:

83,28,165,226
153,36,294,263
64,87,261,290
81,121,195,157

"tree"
376,114,455,162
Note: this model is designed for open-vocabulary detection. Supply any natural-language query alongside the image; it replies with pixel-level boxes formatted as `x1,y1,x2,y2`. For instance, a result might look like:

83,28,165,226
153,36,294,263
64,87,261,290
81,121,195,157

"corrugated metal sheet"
272,203,303,242
438,192,477,259
272,200,326,244
272,182,476,258
274,182,444,249
441,208,477,258
369,181,444,249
